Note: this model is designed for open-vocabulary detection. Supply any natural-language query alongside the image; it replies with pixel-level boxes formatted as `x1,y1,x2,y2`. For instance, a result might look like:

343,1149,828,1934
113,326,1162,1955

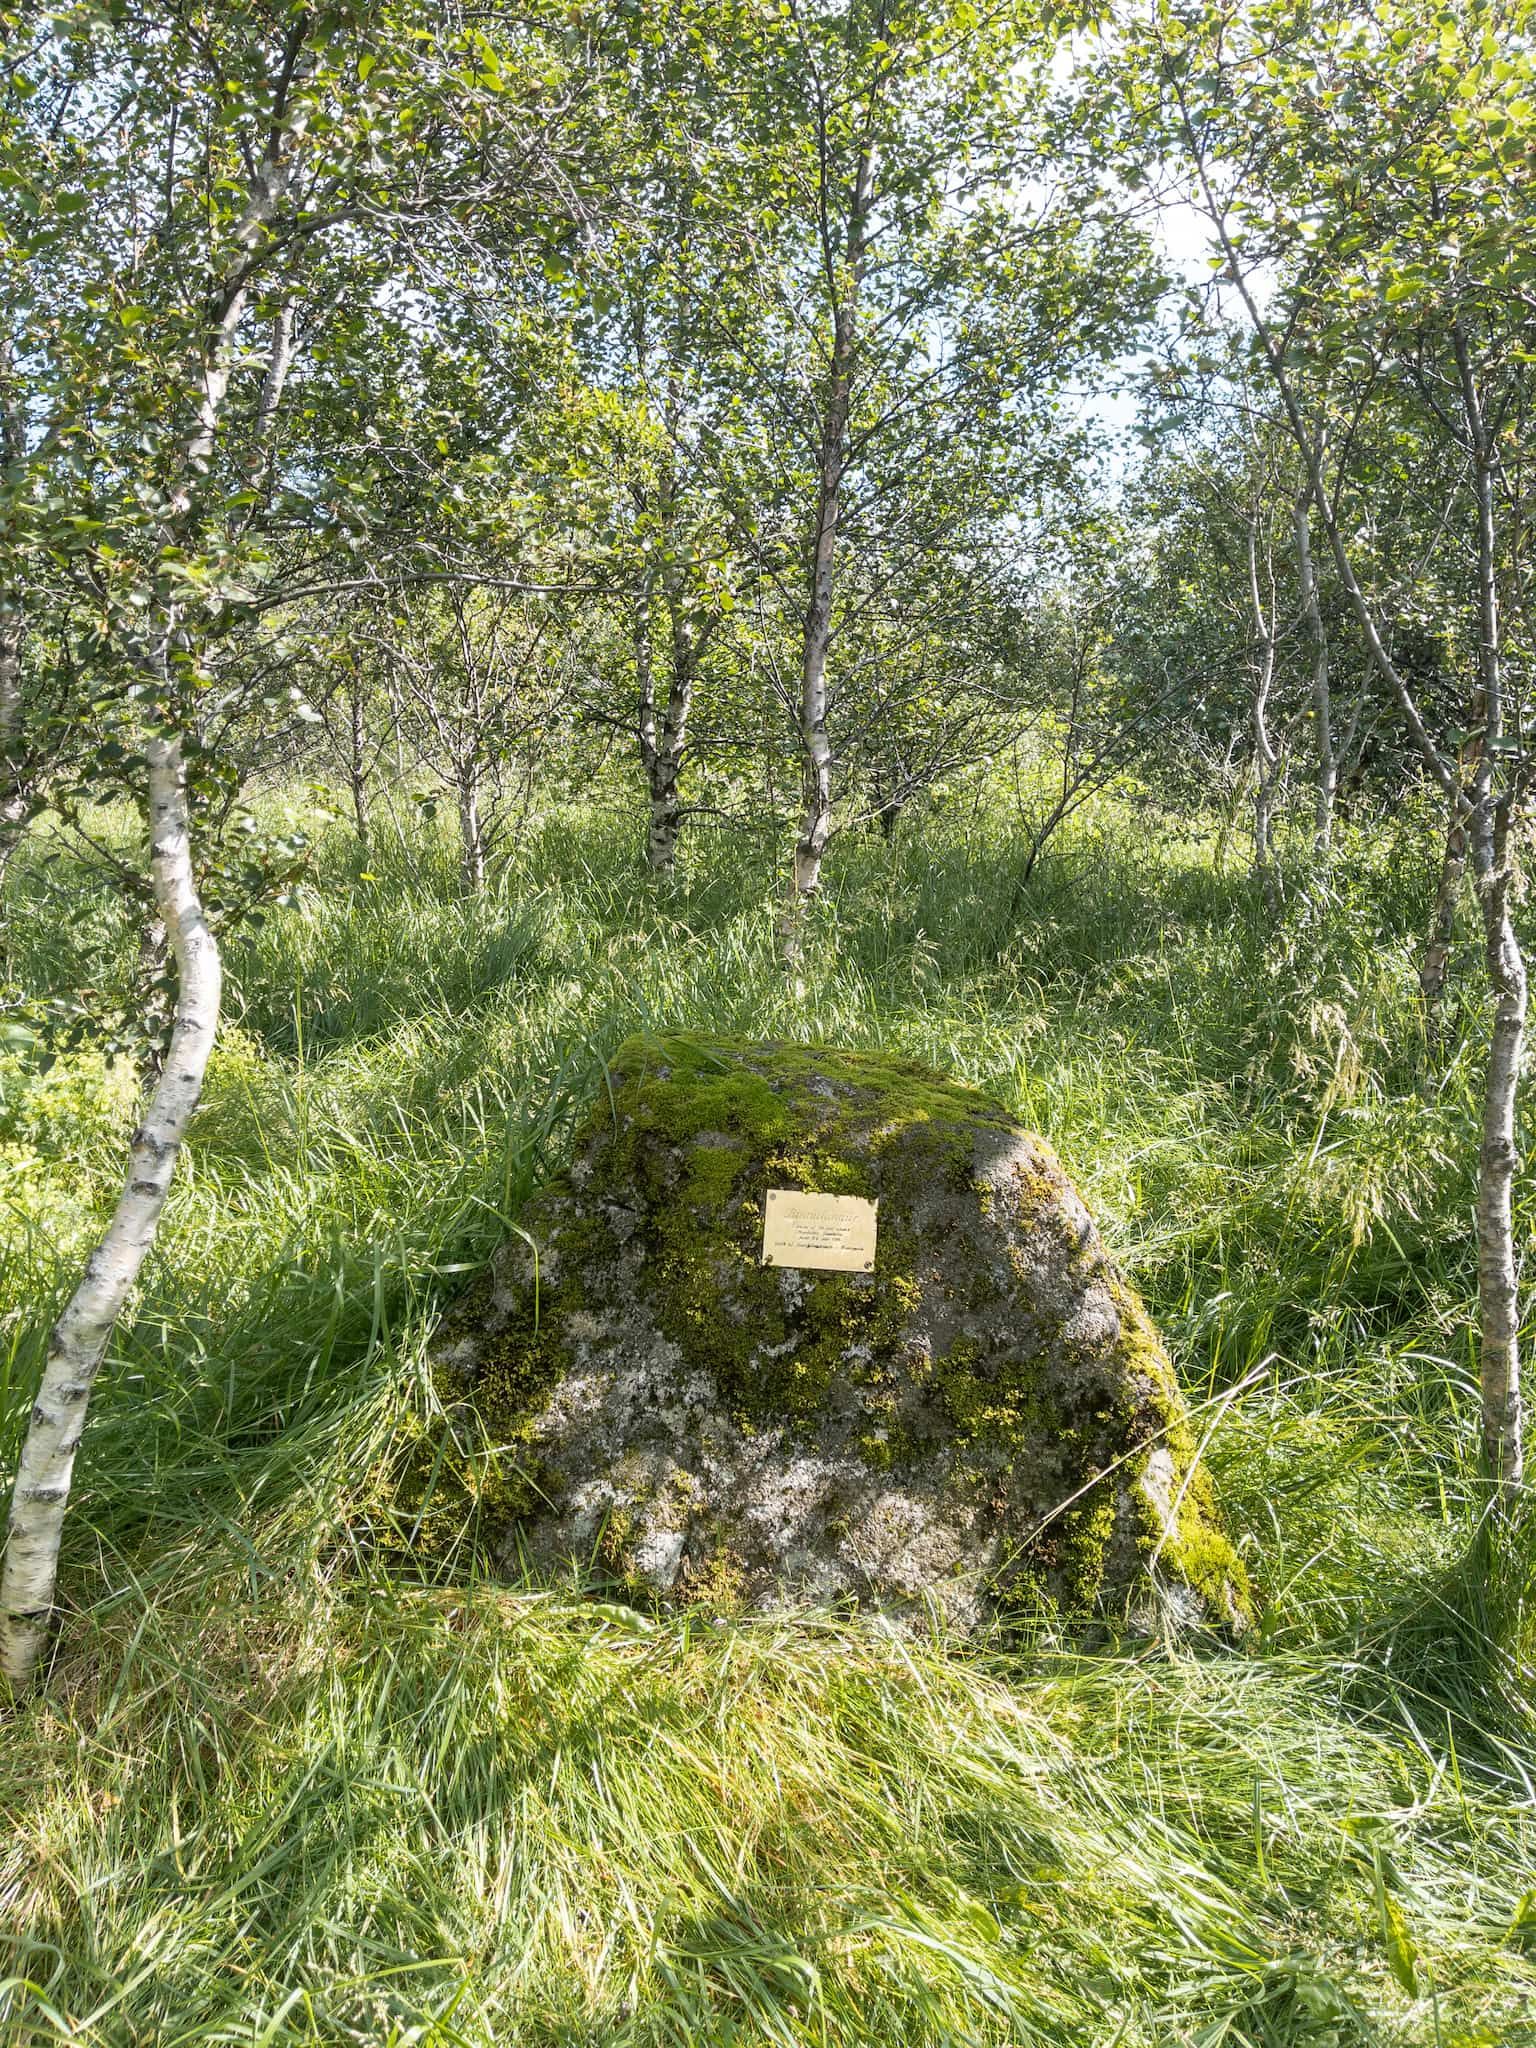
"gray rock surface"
437,1033,1252,1633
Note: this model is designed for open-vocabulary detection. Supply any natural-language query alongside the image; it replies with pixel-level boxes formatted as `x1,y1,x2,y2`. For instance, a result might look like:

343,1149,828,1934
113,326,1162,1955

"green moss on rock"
438,1033,1253,1635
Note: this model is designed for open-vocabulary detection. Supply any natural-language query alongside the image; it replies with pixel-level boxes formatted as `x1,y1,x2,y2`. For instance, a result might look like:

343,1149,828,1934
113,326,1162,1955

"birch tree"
0,336,29,885
0,52,37,884
612,234,748,875
0,0,609,1687
726,0,1153,922
1123,0,1536,1502
377,584,583,890
1292,487,1336,852
0,2,329,1685
314,626,397,857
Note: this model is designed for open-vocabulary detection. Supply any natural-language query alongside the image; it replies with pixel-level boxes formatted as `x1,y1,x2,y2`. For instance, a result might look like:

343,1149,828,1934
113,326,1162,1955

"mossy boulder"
437,1033,1252,1635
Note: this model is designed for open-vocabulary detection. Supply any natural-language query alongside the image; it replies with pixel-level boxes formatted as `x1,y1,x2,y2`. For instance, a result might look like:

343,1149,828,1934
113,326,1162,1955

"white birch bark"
635,336,714,876
1246,512,1283,915
791,141,878,905
646,670,693,873
1456,327,1526,1497
1,30,312,1683
458,770,487,892
1475,825,1525,1495
1,733,222,1685
1,334,30,889
347,679,371,853
230,295,299,542
635,570,657,800
253,298,297,466
645,565,712,875
0,601,24,891
1293,491,1335,851
636,570,687,874
168,28,313,520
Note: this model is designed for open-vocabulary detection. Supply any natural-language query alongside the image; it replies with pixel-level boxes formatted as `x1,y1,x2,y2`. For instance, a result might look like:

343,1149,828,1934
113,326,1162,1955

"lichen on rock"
435,1032,1253,1635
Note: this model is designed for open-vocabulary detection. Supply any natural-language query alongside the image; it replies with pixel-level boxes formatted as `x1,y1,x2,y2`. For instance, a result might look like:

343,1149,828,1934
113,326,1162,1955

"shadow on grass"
1337,1504,1536,1785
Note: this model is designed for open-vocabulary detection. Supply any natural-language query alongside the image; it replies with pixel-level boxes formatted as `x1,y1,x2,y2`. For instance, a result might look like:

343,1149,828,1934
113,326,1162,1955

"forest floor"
2,785,1534,2047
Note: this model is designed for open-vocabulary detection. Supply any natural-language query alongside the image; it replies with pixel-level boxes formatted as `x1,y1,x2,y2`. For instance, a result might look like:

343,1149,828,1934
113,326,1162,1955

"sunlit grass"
1,780,1532,2044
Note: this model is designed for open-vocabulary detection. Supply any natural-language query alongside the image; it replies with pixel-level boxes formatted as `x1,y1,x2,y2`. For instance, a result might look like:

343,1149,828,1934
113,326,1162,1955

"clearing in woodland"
2,792,1533,2046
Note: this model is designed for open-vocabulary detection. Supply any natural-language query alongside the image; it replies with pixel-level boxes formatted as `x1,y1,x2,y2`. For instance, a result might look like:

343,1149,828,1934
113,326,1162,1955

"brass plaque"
761,1190,878,1272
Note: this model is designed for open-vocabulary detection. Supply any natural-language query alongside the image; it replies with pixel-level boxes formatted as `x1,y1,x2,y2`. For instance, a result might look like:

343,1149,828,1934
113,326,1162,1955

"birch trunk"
0,798,24,894
1456,328,1525,1498
1,24,311,1687
646,572,706,875
1293,493,1335,851
790,141,877,907
458,773,487,893
348,683,371,854
253,299,296,468
635,572,693,874
635,569,657,848
1194,139,1526,1499
0,602,25,893
1,734,222,1686
1246,516,1283,916
1473,815,1526,1495
647,773,682,872
1,335,29,891
646,672,692,874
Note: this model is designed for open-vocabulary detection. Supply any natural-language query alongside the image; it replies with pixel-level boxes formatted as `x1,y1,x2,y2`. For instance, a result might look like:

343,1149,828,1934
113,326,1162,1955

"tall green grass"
1,784,1532,2045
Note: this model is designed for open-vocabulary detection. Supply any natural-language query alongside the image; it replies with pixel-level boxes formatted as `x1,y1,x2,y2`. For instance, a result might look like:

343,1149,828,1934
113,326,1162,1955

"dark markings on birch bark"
1,734,223,1685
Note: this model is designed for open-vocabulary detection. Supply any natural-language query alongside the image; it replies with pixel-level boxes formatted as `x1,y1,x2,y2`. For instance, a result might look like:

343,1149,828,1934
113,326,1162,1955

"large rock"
437,1034,1252,1634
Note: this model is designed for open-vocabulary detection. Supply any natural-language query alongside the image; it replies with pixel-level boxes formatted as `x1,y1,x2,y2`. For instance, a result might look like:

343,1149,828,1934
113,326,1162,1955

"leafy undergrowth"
1,786,1533,2045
